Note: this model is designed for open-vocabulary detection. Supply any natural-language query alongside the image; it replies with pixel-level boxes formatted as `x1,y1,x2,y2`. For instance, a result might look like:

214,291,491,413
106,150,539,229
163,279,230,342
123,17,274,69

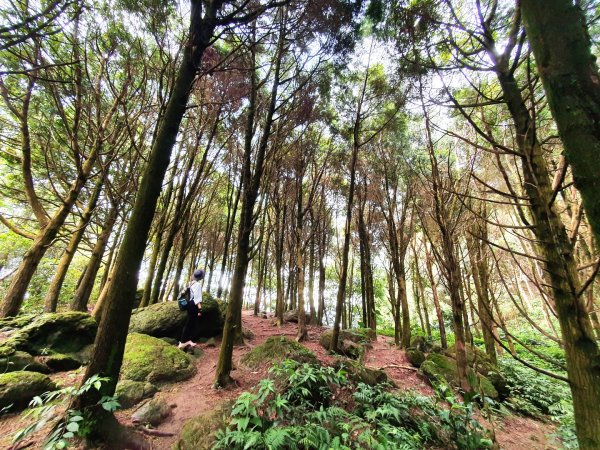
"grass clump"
240,336,316,369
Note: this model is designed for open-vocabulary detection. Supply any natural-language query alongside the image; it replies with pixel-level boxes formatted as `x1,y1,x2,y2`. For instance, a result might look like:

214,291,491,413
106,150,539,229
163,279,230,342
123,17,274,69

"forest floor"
123,310,561,450
0,310,561,449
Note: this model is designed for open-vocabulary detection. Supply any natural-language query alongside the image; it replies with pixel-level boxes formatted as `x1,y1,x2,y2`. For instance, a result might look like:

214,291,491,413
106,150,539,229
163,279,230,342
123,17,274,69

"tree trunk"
44,177,104,312
71,204,119,311
215,20,283,386
521,0,600,251
491,42,600,447
74,0,220,429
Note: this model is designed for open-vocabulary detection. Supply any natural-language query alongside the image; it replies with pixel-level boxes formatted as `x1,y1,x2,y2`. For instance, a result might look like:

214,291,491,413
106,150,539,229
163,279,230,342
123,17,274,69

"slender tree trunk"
44,177,104,312
71,204,119,311
215,20,283,386
425,245,447,349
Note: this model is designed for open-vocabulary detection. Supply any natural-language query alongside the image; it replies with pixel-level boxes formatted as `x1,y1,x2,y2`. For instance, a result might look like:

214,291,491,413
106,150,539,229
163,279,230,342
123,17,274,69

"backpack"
178,286,191,311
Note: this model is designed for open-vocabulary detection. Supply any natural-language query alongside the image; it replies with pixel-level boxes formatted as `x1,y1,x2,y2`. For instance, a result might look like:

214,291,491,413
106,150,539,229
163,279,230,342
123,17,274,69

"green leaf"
66,421,79,433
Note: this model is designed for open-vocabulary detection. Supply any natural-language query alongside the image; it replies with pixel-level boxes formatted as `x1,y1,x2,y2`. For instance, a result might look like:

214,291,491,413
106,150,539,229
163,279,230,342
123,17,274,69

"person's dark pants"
180,301,199,342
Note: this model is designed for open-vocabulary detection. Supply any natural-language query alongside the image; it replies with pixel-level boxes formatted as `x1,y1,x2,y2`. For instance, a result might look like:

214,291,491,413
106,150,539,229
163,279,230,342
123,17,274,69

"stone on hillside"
410,335,432,353
0,351,49,374
420,353,498,399
319,329,371,360
336,359,394,387
205,338,216,347
406,348,426,368
129,293,225,340
121,333,196,385
444,344,507,397
174,401,233,450
283,309,298,323
131,397,171,426
39,353,82,372
0,371,57,410
242,327,254,340
116,380,157,409
241,336,316,368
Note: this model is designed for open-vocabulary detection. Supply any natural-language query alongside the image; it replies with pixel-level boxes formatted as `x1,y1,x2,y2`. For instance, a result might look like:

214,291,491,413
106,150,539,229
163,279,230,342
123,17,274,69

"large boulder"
0,312,96,373
0,371,57,411
129,293,225,340
116,380,157,409
420,353,498,399
410,335,432,353
121,333,197,385
241,336,317,369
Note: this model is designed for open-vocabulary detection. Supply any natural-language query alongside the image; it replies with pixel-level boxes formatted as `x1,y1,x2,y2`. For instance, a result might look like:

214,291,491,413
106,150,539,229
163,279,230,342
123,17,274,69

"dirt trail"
0,310,559,449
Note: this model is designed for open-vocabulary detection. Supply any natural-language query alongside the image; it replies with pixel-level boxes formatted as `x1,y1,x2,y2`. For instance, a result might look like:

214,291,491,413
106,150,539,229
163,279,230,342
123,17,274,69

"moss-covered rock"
319,329,371,360
173,401,233,450
0,314,36,331
0,312,96,357
0,371,56,410
241,336,317,369
129,293,225,340
410,335,432,353
116,380,157,409
121,333,196,385
38,353,82,372
0,312,96,376
131,397,171,426
0,351,49,373
335,359,394,386
420,353,498,399
444,344,507,397
406,348,425,368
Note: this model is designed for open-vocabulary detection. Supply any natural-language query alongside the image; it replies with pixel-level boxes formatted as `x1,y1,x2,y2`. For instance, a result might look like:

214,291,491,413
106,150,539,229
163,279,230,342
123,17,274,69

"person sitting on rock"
178,269,205,349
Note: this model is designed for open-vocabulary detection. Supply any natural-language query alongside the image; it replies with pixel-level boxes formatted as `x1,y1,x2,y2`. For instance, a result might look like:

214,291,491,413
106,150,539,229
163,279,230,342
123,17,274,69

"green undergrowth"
212,359,494,450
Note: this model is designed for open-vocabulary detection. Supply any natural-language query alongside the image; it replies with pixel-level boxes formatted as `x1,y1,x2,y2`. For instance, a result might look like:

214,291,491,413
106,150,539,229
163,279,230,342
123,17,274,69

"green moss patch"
241,336,316,369
121,333,197,385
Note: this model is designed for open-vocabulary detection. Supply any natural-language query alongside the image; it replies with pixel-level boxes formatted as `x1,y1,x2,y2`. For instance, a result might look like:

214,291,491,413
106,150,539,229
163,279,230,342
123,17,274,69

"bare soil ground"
0,310,561,449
